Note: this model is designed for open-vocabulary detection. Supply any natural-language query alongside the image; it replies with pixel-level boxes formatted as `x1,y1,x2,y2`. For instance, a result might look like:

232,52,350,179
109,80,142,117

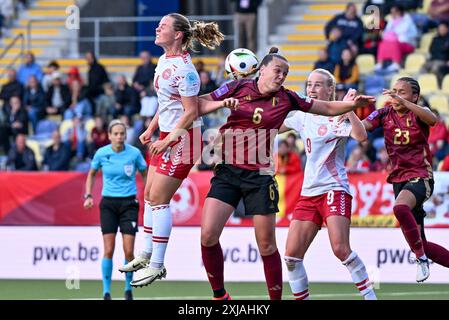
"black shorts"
207,164,279,215
100,196,139,235
393,178,434,233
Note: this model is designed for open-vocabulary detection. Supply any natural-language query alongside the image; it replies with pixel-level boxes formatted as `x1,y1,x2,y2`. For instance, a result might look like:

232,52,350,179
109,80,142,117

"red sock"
261,250,283,300
423,240,449,268
393,205,425,257
201,243,224,291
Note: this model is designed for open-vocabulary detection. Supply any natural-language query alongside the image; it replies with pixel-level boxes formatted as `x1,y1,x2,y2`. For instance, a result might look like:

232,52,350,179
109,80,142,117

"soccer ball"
224,48,259,80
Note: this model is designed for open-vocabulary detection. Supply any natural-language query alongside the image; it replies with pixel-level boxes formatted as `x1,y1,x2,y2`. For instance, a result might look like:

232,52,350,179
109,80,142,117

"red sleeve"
285,89,314,112
210,80,240,101
364,107,387,131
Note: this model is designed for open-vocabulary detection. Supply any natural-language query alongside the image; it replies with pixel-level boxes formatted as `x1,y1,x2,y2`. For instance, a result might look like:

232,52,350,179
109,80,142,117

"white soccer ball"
224,48,259,80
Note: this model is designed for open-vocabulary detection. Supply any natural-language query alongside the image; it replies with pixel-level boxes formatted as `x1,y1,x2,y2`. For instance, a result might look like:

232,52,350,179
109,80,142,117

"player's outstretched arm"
383,89,437,126
198,94,239,116
278,123,294,134
309,95,375,116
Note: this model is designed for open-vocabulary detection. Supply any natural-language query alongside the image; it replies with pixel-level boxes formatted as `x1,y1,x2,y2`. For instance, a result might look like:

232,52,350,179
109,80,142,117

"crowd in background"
1,0,449,175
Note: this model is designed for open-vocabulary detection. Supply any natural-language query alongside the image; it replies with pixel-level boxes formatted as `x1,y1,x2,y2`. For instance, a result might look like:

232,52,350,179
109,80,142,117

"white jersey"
154,52,202,132
284,111,352,197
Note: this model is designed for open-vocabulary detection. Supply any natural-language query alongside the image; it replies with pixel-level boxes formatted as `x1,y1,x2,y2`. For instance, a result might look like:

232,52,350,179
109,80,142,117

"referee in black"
84,119,147,300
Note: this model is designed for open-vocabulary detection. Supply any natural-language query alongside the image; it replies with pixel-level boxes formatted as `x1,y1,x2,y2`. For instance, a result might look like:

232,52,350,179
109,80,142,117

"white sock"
342,251,377,300
143,200,153,255
285,256,310,300
150,204,172,268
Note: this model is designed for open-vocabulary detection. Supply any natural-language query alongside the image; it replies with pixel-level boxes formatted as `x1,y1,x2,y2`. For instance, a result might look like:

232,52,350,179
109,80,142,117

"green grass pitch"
0,280,448,300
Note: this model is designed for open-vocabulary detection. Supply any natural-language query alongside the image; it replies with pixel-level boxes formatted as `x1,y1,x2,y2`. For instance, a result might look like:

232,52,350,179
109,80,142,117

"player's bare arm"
198,95,239,115
278,123,294,134
382,89,437,126
309,95,375,116
341,89,368,142
149,95,198,155
83,168,98,209
139,110,159,145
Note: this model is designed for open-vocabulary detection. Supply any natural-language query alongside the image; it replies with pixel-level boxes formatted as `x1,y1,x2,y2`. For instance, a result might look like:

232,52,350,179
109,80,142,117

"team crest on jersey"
162,68,172,80
186,72,199,87
318,124,328,136
123,164,134,177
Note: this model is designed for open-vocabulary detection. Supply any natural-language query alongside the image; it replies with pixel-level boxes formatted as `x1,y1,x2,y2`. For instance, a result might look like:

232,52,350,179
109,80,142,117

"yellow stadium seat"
428,94,449,114
403,53,426,74
376,94,389,109
418,73,439,95
418,0,432,13
441,75,449,94
59,119,74,137
416,32,436,54
356,54,376,76
26,139,43,168
84,118,95,136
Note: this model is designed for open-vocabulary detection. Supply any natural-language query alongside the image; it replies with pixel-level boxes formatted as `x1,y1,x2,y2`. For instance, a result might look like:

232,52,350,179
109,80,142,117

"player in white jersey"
279,69,377,300
119,13,224,287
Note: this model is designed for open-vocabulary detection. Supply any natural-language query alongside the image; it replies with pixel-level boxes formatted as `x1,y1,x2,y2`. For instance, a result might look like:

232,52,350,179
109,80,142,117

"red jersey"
365,105,433,183
210,79,313,170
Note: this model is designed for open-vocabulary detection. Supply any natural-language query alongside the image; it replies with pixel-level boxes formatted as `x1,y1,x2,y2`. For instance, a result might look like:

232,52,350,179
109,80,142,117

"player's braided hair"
397,77,420,103
168,13,224,51
241,47,289,78
310,68,337,101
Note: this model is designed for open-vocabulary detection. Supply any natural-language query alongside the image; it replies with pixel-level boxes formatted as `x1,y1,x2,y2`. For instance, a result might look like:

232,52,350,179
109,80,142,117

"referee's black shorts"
207,164,279,215
99,196,139,235
393,177,434,237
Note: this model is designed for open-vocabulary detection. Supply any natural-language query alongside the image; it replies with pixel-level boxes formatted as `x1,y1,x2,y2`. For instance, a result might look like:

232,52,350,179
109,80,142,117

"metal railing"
26,15,237,57
0,33,25,79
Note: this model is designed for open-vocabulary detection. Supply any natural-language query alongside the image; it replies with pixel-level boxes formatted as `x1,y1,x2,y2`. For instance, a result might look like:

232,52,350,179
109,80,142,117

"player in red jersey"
199,47,375,300
363,77,449,282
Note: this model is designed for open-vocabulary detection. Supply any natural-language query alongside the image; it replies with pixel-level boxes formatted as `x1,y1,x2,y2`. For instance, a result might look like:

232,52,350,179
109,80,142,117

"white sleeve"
178,67,200,97
283,111,304,131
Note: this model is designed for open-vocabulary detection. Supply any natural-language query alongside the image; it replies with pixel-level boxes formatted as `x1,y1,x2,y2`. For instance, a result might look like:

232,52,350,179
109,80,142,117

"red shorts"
293,190,352,227
150,127,202,180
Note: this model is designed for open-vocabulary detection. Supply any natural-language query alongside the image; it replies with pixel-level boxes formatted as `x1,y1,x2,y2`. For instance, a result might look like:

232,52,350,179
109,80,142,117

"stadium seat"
403,53,426,74
35,119,58,140
418,73,439,95
59,119,74,137
376,94,389,109
356,54,376,76
441,75,449,95
416,32,436,54
418,0,432,13
26,139,43,168
428,94,449,115
84,118,95,137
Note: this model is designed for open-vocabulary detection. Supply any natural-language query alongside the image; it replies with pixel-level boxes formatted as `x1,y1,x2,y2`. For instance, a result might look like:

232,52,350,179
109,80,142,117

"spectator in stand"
96,82,115,120
62,115,87,161
17,52,43,85
41,60,61,92
421,21,449,78
42,130,71,171
275,139,302,175
360,11,386,56
375,5,418,72
0,102,10,154
428,109,449,163
346,144,370,173
67,66,84,92
119,114,136,146
285,132,301,156
334,49,359,101
0,68,24,111
139,80,158,119
194,59,206,74
211,53,228,86
85,51,109,108
232,0,262,53
23,75,46,133
313,48,335,74
325,2,364,53
327,26,349,65
46,72,71,117
429,0,449,24
0,0,14,38
8,96,28,137
370,146,392,172
439,153,449,171
87,116,109,159
6,133,37,171
132,50,156,94
113,75,139,119
64,79,92,121
199,71,218,95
